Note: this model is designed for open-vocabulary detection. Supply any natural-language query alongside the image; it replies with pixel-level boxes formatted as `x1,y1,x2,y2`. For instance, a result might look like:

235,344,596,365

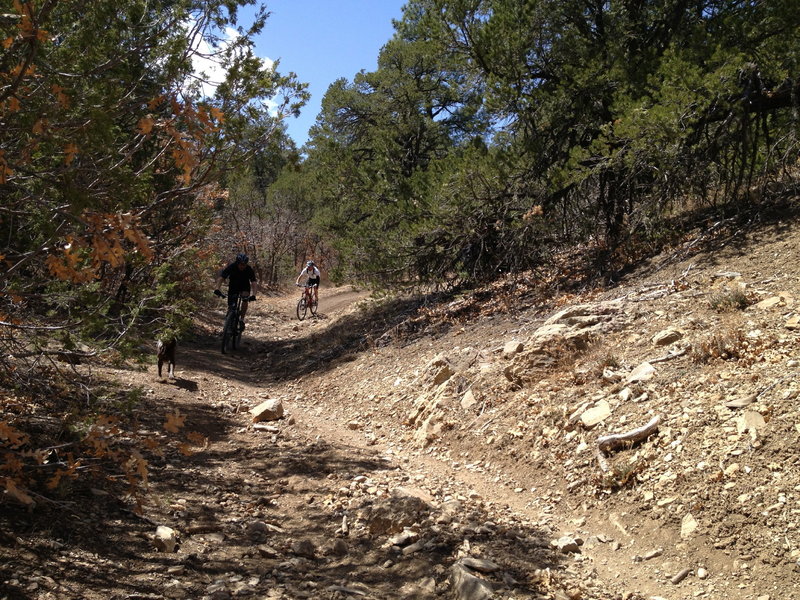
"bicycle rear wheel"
310,296,318,315
296,297,307,320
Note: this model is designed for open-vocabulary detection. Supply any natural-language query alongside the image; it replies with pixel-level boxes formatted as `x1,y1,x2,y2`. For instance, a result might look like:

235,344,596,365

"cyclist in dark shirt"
213,253,257,327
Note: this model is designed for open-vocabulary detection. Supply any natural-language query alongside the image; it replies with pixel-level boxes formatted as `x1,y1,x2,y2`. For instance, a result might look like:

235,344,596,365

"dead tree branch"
597,414,662,453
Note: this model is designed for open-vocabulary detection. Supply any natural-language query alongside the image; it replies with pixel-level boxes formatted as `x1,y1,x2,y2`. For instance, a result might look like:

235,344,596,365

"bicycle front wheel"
296,297,307,320
234,318,243,347
222,310,237,353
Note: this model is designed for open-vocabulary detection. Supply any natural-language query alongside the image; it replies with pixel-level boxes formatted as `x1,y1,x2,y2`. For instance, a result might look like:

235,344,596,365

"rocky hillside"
286,214,800,600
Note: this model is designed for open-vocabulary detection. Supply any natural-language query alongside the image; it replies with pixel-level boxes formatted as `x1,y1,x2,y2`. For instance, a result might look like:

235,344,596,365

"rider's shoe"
239,319,245,331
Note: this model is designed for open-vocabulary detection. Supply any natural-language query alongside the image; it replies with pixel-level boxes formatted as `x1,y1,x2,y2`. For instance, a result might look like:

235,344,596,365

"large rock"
407,372,461,445
502,340,524,358
450,563,494,600
153,526,178,552
736,410,766,440
681,513,699,539
421,353,456,387
366,487,434,535
461,389,478,410
250,398,284,422
461,557,500,573
580,400,612,428
627,361,656,383
291,539,317,559
505,301,628,381
753,292,793,310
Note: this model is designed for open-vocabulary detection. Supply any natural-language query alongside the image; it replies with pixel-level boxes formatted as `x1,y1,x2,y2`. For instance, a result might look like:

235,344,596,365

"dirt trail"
127,285,581,600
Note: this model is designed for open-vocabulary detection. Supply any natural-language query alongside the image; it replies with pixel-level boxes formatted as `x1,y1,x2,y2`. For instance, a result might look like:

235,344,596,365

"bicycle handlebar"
215,291,255,299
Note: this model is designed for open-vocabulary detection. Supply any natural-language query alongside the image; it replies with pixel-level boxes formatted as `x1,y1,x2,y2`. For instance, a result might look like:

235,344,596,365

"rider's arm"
215,264,232,292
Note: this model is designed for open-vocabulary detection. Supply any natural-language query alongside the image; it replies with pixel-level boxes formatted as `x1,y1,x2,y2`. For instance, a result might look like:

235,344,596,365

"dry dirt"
2,214,800,600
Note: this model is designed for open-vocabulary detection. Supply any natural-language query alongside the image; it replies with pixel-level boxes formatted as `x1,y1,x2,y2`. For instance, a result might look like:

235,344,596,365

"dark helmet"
236,253,249,264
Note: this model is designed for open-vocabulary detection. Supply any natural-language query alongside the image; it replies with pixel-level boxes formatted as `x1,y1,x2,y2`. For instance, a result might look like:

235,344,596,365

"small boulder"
580,400,611,428
291,539,317,559
250,398,284,422
627,361,656,383
461,389,478,410
502,340,524,358
450,563,494,600
552,536,581,554
652,328,683,346
154,526,178,553
680,513,699,539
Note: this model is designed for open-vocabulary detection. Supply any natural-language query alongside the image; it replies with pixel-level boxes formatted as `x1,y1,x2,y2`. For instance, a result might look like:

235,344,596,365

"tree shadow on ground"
0,388,565,598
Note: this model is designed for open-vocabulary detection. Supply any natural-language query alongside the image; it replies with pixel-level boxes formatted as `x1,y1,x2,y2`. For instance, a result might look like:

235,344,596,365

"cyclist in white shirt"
295,260,321,305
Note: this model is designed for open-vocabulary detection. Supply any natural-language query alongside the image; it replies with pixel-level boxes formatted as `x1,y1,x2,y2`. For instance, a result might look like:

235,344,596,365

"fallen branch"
647,347,687,364
725,376,786,408
633,288,672,302
597,415,661,453
681,263,697,278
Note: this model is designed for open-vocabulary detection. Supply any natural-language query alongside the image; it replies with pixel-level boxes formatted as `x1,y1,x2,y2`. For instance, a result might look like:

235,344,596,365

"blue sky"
246,0,407,148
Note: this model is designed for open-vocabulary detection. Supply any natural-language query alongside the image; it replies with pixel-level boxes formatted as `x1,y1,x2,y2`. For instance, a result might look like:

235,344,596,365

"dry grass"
690,324,750,363
594,456,649,490
708,286,755,312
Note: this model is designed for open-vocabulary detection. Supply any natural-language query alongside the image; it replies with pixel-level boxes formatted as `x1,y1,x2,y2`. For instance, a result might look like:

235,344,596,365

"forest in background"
1,0,800,506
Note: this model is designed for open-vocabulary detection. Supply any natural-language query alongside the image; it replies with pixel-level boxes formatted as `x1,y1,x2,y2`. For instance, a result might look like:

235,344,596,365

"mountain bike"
219,292,247,353
295,283,318,320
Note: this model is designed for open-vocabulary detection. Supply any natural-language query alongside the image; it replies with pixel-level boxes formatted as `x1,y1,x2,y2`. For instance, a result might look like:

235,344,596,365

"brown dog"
157,339,176,379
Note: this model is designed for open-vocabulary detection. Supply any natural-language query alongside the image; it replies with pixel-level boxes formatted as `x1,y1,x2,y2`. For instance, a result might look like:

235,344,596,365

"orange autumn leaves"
46,213,153,283
137,99,225,186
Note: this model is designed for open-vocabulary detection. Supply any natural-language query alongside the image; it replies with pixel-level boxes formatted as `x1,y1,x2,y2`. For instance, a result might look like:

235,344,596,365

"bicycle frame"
296,284,318,320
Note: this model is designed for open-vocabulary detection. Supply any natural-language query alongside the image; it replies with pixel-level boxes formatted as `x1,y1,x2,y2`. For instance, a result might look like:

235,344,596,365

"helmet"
236,253,249,264
306,260,315,267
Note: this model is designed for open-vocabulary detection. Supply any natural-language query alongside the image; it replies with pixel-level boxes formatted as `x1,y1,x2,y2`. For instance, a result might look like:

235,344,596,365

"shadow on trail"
180,294,439,385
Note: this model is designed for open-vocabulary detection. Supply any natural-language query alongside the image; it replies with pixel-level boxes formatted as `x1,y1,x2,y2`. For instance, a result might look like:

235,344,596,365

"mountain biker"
295,260,320,305
214,253,257,328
